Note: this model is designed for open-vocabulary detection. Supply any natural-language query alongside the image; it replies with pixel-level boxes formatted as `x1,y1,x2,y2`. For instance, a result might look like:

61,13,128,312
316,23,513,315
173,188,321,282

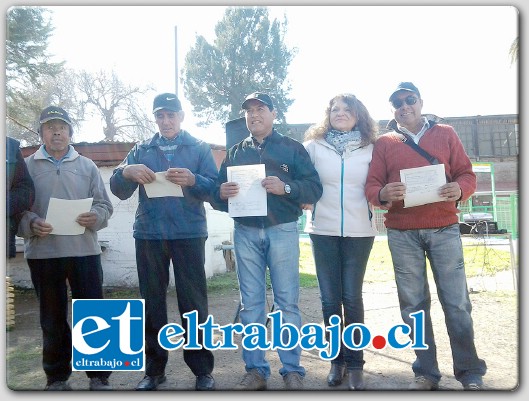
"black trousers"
135,238,214,377
27,255,111,383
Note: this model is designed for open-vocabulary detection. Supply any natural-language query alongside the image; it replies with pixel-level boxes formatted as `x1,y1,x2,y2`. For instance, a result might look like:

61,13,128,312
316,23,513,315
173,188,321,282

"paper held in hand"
227,164,267,217
144,172,184,198
45,197,93,235
400,164,446,208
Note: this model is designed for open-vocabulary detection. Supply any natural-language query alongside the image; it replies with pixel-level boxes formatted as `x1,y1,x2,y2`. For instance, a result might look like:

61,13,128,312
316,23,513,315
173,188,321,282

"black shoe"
196,374,215,391
327,364,346,386
348,370,365,390
135,375,167,391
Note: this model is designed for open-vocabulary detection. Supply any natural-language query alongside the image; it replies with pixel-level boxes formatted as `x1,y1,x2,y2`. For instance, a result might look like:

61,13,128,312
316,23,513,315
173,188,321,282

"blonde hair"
304,93,377,146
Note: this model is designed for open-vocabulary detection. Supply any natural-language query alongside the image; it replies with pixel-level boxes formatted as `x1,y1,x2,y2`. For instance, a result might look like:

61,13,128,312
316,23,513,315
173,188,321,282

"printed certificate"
400,164,446,208
227,164,267,217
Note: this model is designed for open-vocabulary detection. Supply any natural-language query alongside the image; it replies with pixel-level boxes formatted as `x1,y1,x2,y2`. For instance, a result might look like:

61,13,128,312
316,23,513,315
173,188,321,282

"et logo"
72,299,145,371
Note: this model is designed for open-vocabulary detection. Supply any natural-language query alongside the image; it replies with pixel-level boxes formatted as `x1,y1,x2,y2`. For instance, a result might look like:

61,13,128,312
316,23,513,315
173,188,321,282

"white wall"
6,167,234,289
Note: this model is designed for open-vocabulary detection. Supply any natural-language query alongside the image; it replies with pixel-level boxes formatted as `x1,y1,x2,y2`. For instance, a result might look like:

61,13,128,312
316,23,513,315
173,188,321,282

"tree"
182,6,297,130
76,70,156,142
6,70,83,145
6,7,65,142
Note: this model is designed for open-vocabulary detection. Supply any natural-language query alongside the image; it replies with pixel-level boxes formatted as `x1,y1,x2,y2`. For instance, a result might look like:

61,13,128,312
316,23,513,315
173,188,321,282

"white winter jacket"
303,138,377,237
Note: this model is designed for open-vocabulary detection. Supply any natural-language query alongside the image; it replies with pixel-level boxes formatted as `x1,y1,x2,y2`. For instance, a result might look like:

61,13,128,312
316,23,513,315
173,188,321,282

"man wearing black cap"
212,92,323,390
365,83,487,390
17,106,114,391
110,93,218,391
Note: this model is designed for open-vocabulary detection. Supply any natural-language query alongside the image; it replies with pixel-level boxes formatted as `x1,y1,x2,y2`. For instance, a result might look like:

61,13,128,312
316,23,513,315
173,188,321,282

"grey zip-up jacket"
18,145,113,259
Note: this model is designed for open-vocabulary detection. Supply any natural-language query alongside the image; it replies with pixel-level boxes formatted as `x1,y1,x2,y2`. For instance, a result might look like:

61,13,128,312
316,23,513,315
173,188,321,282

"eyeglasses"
391,95,419,109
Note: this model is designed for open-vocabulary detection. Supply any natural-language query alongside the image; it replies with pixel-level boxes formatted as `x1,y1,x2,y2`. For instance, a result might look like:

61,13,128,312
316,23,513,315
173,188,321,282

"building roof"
21,141,227,170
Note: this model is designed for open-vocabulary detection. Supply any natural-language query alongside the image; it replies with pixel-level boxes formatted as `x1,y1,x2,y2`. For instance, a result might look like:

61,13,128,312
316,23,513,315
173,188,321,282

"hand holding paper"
46,197,94,235
400,164,446,208
144,172,184,198
227,164,267,217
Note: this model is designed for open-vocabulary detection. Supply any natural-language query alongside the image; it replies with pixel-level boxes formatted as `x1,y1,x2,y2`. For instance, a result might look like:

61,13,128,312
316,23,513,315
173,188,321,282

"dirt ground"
5,270,519,394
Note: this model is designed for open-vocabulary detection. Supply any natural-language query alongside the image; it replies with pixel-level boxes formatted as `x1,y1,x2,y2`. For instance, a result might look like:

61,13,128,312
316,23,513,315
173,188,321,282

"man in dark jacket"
212,92,322,390
110,93,218,391
6,136,35,258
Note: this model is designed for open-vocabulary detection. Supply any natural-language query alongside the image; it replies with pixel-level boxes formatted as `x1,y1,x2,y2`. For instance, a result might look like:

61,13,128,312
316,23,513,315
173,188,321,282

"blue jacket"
110,131,218,240
212,129,323,228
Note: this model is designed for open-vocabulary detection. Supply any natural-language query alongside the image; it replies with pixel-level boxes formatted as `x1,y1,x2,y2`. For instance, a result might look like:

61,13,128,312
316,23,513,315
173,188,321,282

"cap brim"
39,116,72,125
153,106,180,113
389,88,416,101
241,98,269,109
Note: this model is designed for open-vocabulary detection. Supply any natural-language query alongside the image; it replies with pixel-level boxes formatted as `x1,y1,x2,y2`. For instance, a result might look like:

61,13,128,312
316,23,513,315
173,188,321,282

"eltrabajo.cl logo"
72,299,145,371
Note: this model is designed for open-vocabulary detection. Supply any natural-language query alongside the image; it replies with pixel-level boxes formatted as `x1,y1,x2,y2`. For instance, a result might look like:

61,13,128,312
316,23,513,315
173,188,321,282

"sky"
9,4,521,145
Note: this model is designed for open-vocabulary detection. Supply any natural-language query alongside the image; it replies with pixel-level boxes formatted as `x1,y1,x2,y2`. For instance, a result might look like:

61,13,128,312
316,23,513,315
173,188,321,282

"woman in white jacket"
303,94,378,390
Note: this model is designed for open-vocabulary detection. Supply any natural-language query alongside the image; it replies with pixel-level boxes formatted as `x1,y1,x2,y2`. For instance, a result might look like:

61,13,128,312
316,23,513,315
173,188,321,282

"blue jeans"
310,234,374,370
234,221,305,379
387,224,487,385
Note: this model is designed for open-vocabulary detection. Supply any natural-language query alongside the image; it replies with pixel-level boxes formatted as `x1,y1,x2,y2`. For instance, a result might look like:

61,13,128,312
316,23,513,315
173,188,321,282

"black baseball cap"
39,106,72,126
241,92,274,110
153,93,182,113
389,82,421,101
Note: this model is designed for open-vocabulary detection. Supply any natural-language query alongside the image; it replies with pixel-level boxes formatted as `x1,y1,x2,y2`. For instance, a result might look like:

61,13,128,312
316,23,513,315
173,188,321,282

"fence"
297,192,518,239
371,193,518,239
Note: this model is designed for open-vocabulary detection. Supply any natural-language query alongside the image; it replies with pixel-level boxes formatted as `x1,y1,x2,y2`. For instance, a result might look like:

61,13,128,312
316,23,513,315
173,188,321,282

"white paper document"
144,172,184,198
400,164,446,208
45,197,93,235
227,164,267,217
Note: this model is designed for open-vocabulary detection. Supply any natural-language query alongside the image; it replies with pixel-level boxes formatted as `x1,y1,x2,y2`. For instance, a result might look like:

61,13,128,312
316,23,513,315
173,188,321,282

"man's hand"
122,164,156,185
76,212,98,229
439,182,462,202
380,182,407,203
166,168,196,187
220,182,239,200
261,176,286,195
31,217,53,237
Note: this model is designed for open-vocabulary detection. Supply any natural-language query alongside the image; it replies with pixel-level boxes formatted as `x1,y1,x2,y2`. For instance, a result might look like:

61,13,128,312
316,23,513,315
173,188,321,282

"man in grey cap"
365,82,487,390
17,106,113,391
110,93,217,391
212,91,323,390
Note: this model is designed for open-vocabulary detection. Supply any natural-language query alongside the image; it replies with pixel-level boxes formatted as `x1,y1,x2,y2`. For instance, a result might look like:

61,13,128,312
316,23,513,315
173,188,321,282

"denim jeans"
234,221,305,379
387,224,487,385
310,234,374,370
27,255,111,383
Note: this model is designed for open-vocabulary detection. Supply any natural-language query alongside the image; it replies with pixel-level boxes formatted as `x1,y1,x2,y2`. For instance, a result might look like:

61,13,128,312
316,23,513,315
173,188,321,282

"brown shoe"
234,369,267,390
408,376,439,390
283,372,303,390
348,370,365,390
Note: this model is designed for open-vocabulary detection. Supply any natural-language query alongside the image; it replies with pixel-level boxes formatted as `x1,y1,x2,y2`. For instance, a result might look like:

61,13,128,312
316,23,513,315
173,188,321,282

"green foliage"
6,7,66,143
182,6,297,128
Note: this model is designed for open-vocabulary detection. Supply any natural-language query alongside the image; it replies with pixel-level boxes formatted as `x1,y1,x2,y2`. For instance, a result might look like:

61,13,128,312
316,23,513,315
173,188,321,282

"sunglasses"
391,95,419,109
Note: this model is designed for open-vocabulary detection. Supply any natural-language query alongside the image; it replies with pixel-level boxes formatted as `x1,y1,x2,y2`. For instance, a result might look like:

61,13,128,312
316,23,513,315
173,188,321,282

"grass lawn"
207,237,513,294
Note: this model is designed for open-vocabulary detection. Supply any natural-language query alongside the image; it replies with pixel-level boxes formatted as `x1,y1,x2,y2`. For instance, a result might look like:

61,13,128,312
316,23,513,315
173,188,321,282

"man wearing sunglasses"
365,82,487,391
